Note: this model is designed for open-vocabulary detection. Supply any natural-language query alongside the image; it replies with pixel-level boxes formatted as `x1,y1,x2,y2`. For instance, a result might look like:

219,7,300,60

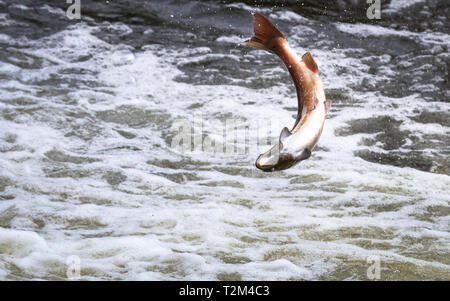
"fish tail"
243,13,287,55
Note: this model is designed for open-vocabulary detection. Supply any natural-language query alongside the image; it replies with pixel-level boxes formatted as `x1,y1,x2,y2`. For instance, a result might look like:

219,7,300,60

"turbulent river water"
0,0,449,280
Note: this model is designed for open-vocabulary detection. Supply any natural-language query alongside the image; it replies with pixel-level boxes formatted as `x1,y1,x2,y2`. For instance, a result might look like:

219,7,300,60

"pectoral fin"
279,127,292,143
325,100,331,115
313,94,319,110
296,148,311,161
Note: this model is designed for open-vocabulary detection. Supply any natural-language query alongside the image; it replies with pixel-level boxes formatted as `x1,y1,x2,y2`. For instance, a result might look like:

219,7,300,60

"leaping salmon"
243,13,331,172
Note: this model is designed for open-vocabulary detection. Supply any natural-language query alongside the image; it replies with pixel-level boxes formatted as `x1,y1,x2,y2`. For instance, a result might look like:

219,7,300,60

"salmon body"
243,13,331,172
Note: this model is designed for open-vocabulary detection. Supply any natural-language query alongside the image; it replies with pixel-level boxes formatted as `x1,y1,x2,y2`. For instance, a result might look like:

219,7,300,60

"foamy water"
0,0,449,280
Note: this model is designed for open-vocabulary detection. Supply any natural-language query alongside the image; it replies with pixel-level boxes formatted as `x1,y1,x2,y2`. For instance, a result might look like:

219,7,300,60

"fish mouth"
255,150,307,172
255,160,275,172
255,154,276,172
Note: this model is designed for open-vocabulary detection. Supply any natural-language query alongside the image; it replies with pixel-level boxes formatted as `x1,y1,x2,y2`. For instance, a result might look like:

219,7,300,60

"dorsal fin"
244,13,286,53
302,51,319,74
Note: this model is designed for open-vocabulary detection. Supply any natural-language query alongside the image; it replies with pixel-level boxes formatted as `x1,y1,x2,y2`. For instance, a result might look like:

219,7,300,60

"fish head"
255,142,311,172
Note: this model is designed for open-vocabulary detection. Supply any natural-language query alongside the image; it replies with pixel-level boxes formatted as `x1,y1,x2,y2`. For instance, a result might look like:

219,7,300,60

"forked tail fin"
244,13,286,54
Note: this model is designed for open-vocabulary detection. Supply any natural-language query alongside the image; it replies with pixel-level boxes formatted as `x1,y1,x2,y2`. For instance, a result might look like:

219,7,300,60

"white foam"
40,4,66,17
0,229,47,257
335,22,450,47
387,0,426,12
215,35,242,44
225,3,271,14
269,11,310,24
0,62,20,74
